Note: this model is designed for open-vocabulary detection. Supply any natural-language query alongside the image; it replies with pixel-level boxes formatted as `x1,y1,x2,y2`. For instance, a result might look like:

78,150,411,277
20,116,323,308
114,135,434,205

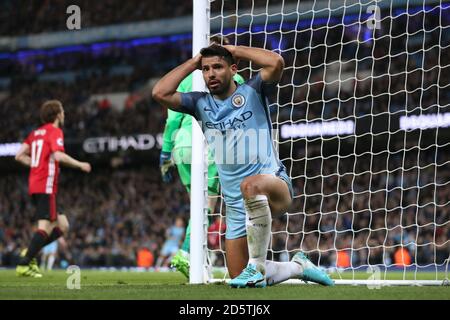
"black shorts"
31,193,61,222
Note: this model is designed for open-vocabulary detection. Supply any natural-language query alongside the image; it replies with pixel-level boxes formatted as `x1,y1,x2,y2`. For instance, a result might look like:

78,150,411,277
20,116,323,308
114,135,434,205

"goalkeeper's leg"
171,148,219,279
170,154,191,278
179,196,217,254
173,197,217,279
174,146,193,255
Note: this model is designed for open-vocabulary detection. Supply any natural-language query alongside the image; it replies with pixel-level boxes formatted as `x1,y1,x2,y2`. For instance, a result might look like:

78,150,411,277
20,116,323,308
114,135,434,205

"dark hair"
200,44,235,65
209,35,231,45
40,100,63,124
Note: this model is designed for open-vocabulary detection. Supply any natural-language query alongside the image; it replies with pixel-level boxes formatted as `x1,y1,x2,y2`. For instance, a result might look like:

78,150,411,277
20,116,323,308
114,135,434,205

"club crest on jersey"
232,94,245,108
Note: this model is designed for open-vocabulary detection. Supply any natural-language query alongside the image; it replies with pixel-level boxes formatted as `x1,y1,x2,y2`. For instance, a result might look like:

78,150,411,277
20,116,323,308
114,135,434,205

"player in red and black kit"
15,100,91,278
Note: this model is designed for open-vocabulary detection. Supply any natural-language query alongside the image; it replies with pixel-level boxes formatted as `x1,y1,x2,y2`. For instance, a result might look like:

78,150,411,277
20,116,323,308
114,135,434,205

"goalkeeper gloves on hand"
160,151,174,183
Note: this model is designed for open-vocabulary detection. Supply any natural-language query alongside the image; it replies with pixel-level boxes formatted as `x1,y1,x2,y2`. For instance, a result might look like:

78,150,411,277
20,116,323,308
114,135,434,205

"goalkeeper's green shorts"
172,146,220,196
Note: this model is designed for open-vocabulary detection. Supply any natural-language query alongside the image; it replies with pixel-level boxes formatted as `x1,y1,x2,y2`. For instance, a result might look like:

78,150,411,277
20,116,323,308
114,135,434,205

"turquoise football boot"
229,264,267,288
292,252,334,286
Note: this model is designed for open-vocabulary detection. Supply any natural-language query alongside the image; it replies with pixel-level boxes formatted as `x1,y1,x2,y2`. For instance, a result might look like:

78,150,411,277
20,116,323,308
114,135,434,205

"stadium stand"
0,2,448,269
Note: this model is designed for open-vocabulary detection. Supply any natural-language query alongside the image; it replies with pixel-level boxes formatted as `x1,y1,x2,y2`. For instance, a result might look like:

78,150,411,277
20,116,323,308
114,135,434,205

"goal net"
199,0,450,285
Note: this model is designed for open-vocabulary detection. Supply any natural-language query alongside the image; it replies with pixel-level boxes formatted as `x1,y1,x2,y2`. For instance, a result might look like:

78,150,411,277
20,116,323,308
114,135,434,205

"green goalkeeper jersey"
162,73,245,152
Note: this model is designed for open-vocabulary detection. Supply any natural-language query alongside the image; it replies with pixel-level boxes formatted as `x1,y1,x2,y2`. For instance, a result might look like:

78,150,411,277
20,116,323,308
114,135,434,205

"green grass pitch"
0,270,448,300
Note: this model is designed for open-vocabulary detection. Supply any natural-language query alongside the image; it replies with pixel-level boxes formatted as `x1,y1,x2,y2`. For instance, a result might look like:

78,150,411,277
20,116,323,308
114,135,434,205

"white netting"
205,0,450,283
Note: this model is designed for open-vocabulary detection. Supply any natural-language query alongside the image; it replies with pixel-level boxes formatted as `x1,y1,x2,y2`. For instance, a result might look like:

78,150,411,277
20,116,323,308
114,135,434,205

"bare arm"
152,54,202,111
54,151,91,172
15,143,31,167
224,45,284,83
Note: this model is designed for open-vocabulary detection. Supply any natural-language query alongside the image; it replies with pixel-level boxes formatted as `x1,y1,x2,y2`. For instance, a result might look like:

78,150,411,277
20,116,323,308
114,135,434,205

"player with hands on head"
159,36,245,279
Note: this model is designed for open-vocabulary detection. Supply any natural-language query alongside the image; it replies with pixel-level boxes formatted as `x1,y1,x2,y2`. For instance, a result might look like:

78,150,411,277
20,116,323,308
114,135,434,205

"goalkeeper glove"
160,151,174,183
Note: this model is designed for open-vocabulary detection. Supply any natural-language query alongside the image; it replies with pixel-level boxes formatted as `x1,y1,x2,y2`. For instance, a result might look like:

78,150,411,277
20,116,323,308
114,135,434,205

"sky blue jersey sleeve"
179,92,206,118
246,73,277,99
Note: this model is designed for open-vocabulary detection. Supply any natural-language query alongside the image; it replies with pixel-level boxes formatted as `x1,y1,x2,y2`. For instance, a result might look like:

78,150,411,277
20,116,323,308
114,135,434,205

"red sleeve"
50,128,65,152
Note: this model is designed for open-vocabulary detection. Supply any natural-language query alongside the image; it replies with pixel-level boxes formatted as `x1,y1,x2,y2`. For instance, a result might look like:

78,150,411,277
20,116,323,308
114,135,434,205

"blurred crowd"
0,80,165,144
0,152,448,269
0,40,179,142
0,4,449,270
0,0,294,36
0,0,192,36
0,166,191,268
0,6,448,143
271,150,450,267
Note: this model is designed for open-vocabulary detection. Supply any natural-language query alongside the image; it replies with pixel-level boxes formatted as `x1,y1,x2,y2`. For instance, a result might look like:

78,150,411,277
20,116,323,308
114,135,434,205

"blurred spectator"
98,98,111,112
40,237,67,271
155,217,185,268
208,216,226,266
334,250,351,269
394,247,412,267
136,247,155,268
0,0,193,36
208,216,226,250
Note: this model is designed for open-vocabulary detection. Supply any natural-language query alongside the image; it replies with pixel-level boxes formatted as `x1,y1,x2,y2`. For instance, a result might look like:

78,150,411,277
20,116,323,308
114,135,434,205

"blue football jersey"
179,73,286,209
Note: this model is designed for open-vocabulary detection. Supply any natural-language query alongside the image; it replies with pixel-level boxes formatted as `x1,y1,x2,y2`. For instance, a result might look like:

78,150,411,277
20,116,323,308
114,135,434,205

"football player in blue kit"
152,44,333,288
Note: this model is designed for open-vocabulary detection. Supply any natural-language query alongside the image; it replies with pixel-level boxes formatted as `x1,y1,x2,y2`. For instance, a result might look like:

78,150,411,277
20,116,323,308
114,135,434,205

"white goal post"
190,0,450,286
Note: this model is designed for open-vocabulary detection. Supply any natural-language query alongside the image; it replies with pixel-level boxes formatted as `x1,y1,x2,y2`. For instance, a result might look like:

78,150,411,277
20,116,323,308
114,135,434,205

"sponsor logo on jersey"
57,138,64,146
205,111,253,130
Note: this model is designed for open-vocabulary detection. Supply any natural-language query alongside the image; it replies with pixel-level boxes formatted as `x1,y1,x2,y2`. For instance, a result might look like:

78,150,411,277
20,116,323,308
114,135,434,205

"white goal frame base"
208,279,449,286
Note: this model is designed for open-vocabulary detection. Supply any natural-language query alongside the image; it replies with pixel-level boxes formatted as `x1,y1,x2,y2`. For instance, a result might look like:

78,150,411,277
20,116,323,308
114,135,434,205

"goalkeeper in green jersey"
160,36,245,279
